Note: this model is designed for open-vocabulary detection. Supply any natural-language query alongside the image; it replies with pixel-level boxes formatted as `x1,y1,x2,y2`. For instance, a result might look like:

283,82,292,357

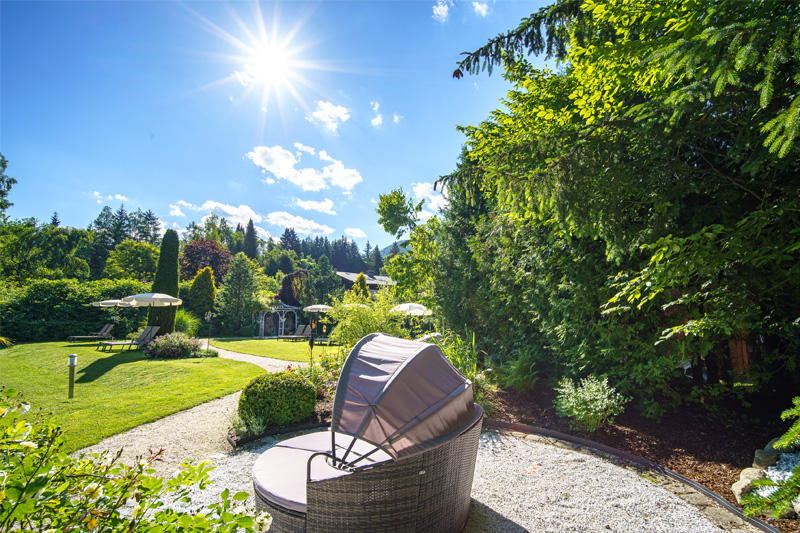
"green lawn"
0,341,264,453
208,338,336,362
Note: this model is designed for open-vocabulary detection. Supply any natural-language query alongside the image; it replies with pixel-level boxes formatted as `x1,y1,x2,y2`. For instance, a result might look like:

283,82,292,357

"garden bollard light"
68,354,77,399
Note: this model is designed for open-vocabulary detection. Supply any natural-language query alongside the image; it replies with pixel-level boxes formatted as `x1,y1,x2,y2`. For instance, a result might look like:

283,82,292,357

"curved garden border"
484,419,779,533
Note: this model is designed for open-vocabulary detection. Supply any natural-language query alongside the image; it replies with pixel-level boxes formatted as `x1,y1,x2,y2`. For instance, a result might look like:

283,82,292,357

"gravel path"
75,349,760,532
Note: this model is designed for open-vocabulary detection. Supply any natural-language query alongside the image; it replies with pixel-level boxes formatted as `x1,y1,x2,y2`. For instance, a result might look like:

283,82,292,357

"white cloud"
433,0,452,22
247,145,326,191
473,1,490,17
321,159,363,190
345,227,367,239
247,145,362,191
393,113,403,123
169,204,185,217
294,142,315,156
306,101,350,133
265,211,335,236
200,201,263,226
371,101,380,112
91,191,128,204
413,181,449,215
296,198,337,215
371,114,383,127
177,200,202,211
254,226,273,242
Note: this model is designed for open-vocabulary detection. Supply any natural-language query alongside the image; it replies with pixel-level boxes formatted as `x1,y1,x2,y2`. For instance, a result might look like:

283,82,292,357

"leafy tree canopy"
376,188,423,240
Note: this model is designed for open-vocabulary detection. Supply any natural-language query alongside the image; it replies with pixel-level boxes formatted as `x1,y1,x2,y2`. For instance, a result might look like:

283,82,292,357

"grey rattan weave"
253,414,482,532
308,416,482,532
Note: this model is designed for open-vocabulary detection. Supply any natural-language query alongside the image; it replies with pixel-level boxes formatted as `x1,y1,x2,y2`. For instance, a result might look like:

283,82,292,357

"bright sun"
237,42,295,91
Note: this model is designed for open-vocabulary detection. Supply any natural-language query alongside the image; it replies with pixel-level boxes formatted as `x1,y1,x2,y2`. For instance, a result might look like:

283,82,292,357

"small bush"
238,371,316,432
554,375,628,432
144,331,202,359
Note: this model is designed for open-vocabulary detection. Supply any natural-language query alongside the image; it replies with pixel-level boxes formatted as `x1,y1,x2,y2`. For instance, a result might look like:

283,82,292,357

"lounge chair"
68,324,114,342
98,326,159,352
280,325,310,341
252,333,483,532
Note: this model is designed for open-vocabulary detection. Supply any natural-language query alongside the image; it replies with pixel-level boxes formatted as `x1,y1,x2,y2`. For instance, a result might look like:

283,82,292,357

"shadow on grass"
75,349,146,383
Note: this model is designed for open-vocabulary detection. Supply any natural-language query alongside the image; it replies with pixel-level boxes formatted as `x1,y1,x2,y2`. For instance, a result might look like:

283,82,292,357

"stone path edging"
484,420,779,533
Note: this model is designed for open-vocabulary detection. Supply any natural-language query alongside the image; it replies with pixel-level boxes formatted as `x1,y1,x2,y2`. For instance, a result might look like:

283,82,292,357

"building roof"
336,271,395,287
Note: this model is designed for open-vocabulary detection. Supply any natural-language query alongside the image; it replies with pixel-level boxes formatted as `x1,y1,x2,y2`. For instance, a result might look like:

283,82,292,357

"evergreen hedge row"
0,278,149,342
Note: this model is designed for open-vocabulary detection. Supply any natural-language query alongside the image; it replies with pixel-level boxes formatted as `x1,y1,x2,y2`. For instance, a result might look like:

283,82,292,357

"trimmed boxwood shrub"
238,371,316,428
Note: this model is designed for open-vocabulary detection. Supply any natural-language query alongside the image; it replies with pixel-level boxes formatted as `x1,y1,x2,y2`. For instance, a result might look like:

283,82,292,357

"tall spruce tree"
148,229,180,334
244,219,258,259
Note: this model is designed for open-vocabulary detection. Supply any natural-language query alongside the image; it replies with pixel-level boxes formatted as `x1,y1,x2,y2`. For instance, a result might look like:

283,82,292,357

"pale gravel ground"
74,348,760,532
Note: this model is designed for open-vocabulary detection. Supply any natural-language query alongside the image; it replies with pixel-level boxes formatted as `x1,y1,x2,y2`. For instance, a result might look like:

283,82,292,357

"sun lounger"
279,325,310,341
68,324,114,342
97,326,159,352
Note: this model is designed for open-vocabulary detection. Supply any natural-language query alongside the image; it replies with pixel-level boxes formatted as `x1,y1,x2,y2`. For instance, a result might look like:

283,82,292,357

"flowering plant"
144,332,202,359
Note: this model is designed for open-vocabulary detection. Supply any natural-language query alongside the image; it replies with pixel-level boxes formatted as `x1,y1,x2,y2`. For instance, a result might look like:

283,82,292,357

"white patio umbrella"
391,303,432,316
91,299,133,308
121,293,182,307
303,304,333,313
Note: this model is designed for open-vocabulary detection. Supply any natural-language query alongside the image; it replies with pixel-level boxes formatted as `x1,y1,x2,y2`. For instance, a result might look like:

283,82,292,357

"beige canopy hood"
331,333,479,461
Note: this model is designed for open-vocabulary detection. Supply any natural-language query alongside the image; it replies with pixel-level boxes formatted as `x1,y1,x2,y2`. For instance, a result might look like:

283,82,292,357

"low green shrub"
174,308,201,336
0,388,271,532
144,332,202,359
429,329,494,406
238,371,316,432
554,375,628,432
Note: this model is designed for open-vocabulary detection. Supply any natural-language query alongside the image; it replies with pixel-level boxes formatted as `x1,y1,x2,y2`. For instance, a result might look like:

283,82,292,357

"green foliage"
238,371,316,431
217,253,262,332
244,219,258,259
0,278,148,341
743,396,800,518
102,238,159,280
0,153,17,217
328,288,405,354
305,255,343,306
174,308,201,337
148,229,180,334
385,217,439,309
352,272,370,300
188,266,216,316
0,387,270,532
0,220,93,281
436,0,800,415
144,331,203,359
554,375,628,432
429,329,493,406
0,337,12,349
376,187,423,240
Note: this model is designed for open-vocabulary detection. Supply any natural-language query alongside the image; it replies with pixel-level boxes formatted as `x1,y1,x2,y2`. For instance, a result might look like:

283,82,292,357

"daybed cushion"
252,430,391,513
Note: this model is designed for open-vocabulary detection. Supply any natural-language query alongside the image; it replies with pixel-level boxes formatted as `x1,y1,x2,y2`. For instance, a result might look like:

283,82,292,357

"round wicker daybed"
252,333,484,532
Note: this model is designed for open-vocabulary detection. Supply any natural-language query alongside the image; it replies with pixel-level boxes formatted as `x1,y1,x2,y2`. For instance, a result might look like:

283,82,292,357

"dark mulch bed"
484,386,799,533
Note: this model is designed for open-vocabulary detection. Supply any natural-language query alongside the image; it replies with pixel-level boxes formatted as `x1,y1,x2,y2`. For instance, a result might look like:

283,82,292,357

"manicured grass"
0,341,264,453
208,338,336,362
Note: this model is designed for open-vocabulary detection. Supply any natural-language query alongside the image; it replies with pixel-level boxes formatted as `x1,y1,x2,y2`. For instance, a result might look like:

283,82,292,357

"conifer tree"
148,229,180,334
188,266,216,316
244,219,258,259
50,211,60,227
353,272,370,300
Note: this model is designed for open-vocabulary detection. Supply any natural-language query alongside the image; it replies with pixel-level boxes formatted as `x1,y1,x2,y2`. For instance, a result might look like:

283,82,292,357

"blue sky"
1,0,548,249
